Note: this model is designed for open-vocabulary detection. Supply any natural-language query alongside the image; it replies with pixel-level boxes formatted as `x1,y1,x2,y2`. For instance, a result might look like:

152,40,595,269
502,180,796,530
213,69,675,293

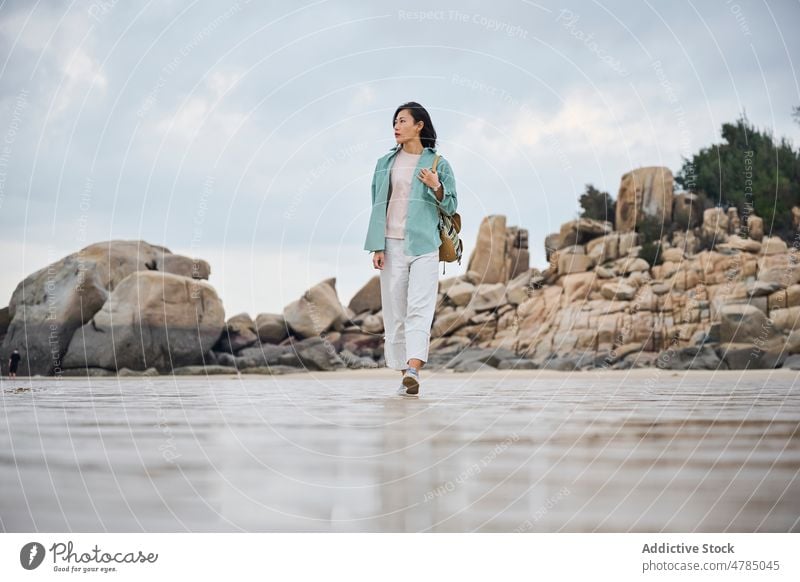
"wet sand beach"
1,368,798,532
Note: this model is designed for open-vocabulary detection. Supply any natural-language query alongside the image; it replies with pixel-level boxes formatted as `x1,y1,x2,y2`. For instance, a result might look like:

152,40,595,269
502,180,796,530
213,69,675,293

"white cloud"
447,84,711,178
0,7,107,118
54,46,108,116
0,7,57,52
154,69,248,143
207,69,242,99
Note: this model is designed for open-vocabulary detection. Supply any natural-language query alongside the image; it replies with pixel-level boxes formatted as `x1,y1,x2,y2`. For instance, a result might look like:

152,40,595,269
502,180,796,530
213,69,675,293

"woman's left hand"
418,168,441,191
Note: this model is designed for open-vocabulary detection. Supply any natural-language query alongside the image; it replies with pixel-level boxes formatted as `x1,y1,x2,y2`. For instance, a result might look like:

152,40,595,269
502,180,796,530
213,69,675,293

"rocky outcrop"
467,215,508,284
398,198,800,372
282,278,350,339
0,240,211,376
6,170,800,377
62,271,224,373
558,218,613,248
466,215,530,284
616,166,674,232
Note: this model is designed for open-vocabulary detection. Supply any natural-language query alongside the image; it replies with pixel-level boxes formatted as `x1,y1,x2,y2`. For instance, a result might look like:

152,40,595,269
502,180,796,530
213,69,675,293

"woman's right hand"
372,251,385,270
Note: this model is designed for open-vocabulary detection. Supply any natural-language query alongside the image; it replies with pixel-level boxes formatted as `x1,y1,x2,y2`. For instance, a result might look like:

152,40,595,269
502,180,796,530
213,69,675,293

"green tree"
676,113,800,239
579,184,615,226
637,216,665,267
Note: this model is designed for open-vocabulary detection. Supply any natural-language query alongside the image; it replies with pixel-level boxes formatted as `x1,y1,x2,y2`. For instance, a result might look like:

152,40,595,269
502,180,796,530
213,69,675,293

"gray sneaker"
396,385,417,398
399,367,420,396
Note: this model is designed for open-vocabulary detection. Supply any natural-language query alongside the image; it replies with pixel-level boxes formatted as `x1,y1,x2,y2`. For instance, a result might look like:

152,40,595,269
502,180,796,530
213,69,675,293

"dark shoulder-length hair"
393,101,437,149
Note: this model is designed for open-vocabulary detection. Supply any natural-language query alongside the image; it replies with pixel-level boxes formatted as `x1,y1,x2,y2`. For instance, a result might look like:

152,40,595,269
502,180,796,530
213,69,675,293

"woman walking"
363,102,458,397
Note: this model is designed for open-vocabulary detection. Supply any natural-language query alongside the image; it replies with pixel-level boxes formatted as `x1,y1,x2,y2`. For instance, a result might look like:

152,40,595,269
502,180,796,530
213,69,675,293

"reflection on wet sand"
1,369,798,532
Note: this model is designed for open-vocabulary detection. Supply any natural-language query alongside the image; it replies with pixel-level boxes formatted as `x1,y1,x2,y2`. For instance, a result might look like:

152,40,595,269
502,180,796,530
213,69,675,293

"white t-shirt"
385,148,421,239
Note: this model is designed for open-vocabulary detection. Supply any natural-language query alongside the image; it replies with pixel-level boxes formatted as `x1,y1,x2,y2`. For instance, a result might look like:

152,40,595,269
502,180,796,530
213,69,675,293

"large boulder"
769,307,800,333
718,342,785,370
615,167,674,232
719,235,761,253
445,281,476,307
334,330,384,355
600,281,636,301
467,215,509,284
556,245,593,275
234,343,294,368
432,308,476,338
359,313,384,334
214,312,259,354
1,240,209,376
757,253,800,287
767,284,800,311
761,236,788,255
658,345,723,370
616,257,650,275
283,278,349,339
62,271,225,373
283,336,346,371
586,232,639,265
471,283,507,312
255,313,289,344
348,275,381,315
557,218,613,249
719,303,779,344
702,207,729,244
746,214,764,240
503,226,531,281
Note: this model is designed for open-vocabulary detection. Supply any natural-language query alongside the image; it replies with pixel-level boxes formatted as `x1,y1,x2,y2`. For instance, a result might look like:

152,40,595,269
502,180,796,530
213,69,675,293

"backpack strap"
434,153,445,271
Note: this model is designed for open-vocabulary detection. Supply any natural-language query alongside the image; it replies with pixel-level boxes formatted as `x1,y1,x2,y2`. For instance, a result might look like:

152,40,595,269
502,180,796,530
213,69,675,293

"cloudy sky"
0,0,798,318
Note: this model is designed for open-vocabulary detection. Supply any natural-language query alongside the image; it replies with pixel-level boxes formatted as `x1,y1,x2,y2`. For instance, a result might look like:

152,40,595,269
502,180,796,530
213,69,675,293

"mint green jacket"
363,143,458,256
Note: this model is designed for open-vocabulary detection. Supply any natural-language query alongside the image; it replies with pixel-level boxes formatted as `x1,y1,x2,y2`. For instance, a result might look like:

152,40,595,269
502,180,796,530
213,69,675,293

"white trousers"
380,237,440,370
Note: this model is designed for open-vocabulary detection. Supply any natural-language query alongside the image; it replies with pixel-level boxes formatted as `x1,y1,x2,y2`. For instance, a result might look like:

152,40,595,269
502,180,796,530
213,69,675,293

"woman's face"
393,109,423,145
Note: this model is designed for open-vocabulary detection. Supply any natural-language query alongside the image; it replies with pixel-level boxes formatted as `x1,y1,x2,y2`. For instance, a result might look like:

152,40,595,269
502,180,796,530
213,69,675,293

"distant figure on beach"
363,101,459,398
8,348,21,378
